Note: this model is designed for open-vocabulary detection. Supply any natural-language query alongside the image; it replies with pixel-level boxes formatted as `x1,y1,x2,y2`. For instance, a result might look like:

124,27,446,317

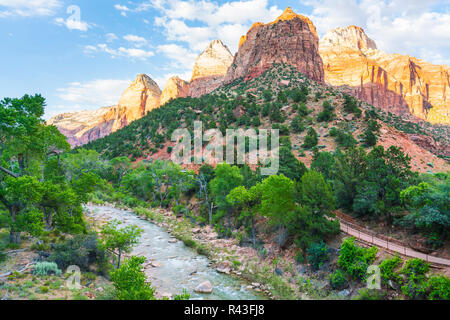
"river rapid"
85,205,266,300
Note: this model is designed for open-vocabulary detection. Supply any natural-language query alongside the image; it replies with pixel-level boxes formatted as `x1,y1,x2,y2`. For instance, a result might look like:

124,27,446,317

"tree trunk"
251,218,256,248
208,202,213,226
18,154,26,175
9,230,20,245
42,207,53,231
8,206,20,244
117,249,122,269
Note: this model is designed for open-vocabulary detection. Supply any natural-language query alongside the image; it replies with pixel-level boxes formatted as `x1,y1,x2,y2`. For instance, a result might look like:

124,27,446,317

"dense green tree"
311,151,335,181
300,170,335,216
278,147,307,182
307,241,329,271
226,184,262,247
101,220,143,268
400,178,449,246
210,164,244,233
302,128,318,149
260,174,295,247
110,156,132,186
110,256,156,300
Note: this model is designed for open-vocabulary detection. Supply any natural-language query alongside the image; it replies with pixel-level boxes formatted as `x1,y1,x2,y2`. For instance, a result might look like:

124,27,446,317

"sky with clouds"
0,0,449,119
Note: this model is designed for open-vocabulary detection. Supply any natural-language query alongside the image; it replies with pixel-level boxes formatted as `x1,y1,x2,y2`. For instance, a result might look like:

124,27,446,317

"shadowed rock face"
320,26,450,125
189,40,233,98
225,7,324,84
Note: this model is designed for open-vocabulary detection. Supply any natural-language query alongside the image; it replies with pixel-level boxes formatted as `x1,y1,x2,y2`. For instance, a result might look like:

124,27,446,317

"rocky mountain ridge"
48,7,449,147
225,7,324,84
320,26,449,125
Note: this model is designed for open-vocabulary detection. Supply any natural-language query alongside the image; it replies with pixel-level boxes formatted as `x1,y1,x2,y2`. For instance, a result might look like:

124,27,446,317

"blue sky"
0,0,449,119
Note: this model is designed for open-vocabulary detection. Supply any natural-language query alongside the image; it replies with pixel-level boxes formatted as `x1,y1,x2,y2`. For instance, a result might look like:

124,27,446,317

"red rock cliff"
320,26,450,124
225,7,324,84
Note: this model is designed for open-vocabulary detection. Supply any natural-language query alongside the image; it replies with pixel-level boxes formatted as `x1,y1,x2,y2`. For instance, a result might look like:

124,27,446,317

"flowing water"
86,205,266,300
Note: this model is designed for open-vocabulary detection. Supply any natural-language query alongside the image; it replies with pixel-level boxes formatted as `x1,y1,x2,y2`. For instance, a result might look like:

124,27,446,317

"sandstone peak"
272,7,318,37
130,74,161,91
319,26,449,124
191,40,233,82
113,74,162,132
226,7,324,84
320,25,377,51
160,76,190,106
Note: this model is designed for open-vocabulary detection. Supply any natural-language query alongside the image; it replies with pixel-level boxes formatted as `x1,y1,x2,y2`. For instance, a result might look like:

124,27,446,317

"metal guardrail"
339,221,450,267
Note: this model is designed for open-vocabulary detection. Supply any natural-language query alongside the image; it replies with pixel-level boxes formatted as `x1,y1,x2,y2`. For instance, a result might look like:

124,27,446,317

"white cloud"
106,33,119,42
151,0,282,53
56,79,131,107
157,44,198,68
123,34,148,47
305,0,450,65
0,0,62,17
153,71,192,89
114,4,130,16
84,43,154,60
55,17,90,31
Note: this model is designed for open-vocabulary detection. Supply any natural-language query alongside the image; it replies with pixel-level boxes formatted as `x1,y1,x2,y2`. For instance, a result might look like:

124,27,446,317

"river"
85,205,266,300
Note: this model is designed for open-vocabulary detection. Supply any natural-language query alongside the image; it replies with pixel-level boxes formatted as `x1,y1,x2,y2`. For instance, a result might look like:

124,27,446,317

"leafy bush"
330,269,347,290
110,256,156,300
379,255,402,285
33,262,62,276
426,275,450,300
329,128,356,148
337,237,378,281
49,233,106,272
303,128,318,149
317,101,334,122
306,241,329,270
399,258,430,299
354,288,386,300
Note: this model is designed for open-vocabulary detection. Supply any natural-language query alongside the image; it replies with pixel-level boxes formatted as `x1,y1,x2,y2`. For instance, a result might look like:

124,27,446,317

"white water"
86,205,266,300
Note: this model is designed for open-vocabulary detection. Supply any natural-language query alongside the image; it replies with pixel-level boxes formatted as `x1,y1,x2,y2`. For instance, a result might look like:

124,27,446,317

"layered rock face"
225,7,324,84
320,26,450,124
48,74,162,147
160,76,190,106
189,40,234,97
47,107,113,147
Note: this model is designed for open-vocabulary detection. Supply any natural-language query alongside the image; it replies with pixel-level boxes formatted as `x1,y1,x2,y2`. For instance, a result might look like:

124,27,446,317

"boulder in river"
194,281,213,294
216,262,231,274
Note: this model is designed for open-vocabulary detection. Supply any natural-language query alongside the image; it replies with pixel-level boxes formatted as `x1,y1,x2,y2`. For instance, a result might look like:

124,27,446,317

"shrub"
399,258,430,299
303,128,318,149
329,128,357,148
33,262,62,276
174,289,191,300
110,256,156,300
295,251,305,264
49,233,106,272
330,269,347,290
0,250,6,264
40,286,49,293
379,255,402,285
426,275,450,300
338,237,378,281
354,288,386,300
306,241,329,271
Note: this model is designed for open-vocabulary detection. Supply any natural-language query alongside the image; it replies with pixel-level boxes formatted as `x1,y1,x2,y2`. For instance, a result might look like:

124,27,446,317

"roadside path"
337,216,450,267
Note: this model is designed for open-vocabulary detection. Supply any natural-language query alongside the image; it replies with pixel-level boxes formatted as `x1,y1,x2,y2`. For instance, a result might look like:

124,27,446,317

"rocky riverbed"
85,205,267,300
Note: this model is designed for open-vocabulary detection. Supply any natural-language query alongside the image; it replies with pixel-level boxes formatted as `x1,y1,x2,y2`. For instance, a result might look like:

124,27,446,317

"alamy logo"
367,265,381,290
171,121,279,176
